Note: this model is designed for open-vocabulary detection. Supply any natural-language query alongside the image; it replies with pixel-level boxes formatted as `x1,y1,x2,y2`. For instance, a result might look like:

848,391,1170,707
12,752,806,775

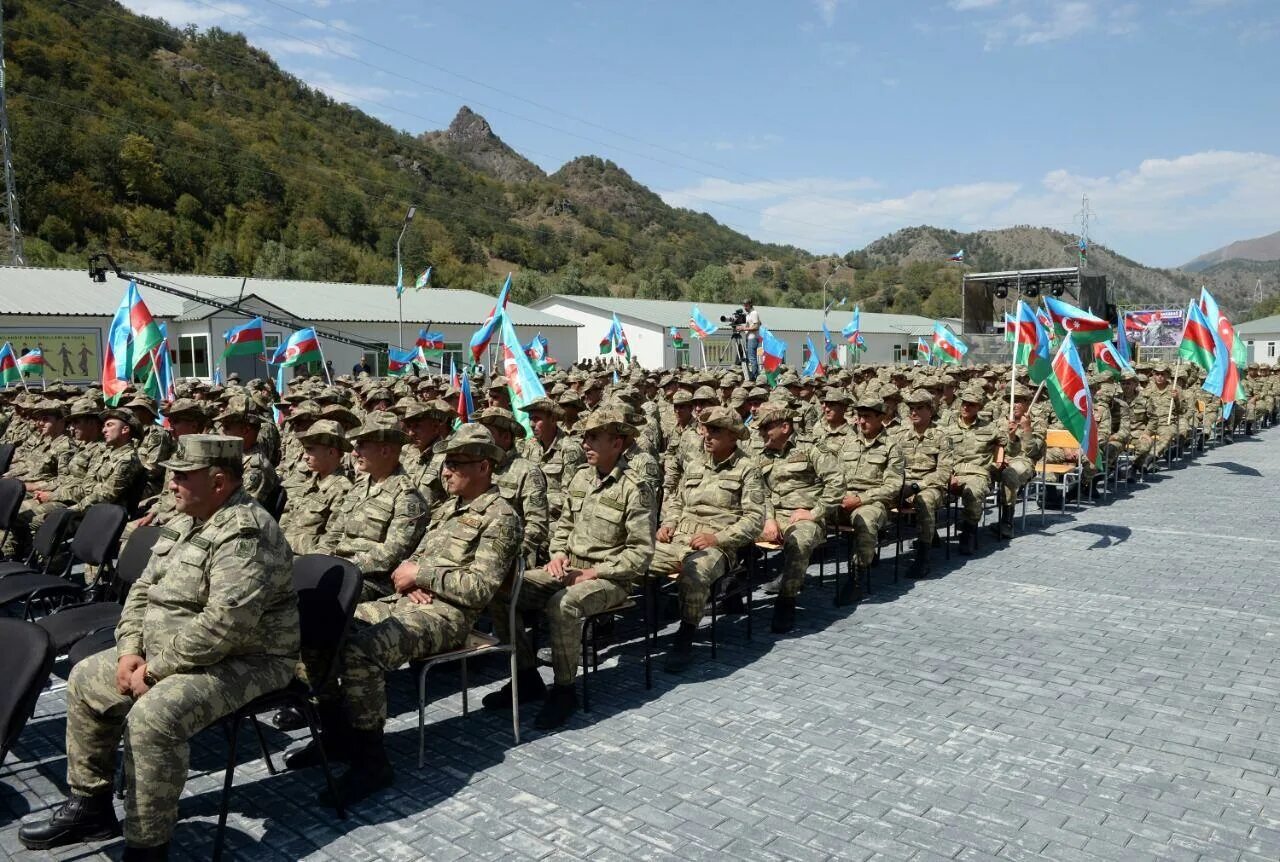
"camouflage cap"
777,371,802,387
1151,362,1171,374
319,404,361,430
699,404,749,440
959,384,987,404
1011,383,1034,399
485,375,510,392
441,423,506,464
100,407,142,437
820,389,852,405
854,393,886,413
163,398,208,423
671,390,695,406
518,396,564,418
556,390,586,410
402,398,456,423
904,388,934,406
691,385,720,404
296,418,353,452
473,406,527,438
67,397,105,421
123,395,159,416
578,405,640,438
754,402,793,429
347,411,408,445
214,394,263,426
31,398,67,417
160,433,244,472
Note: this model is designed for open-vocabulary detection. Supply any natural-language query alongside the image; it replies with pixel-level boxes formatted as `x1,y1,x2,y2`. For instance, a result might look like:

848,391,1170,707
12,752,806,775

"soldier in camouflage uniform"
19,435,298,860
753,403,842,633
834,394,905,600
893,389,953,578
399,398,454,511
125,396,176,499
278,420,353,554
4,399,75,484
945,385,999,555
123,399,208,542
994,384,1045,539
486,407,653,729
808,389,856,455
518,396,586,525
320,412,428,601
286,424,520,806
475,407,550,563
1143,363,1182,469
1119,371,1153,467
213,395,280,506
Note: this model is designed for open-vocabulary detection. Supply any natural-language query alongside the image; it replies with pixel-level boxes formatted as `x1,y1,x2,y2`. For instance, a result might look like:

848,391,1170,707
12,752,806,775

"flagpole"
315,337,334,386
1009,303,1019,421
1167,358,1182,425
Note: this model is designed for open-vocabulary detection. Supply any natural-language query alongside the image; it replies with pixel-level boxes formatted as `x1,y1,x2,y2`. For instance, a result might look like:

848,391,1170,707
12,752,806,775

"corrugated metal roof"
0,267,575,328
532,295,939,337
1235,315,1280,335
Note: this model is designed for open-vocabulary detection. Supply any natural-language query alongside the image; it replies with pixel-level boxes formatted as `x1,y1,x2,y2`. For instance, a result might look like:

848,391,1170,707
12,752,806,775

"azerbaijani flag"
690,306,719,339
610,313,632,361
469,274,512,364
1003,313,1017,343
760,326,786,380
1042,295,1113,344
916,337,933,365
841,307,866,349
223,316,265,358
1045,336,1100,469
932,321,968,365
1178,301,1216,371
822,319,838,360
1078,237,1088,263
273,327,322,367
1013,301,1051,383
948,249,965,262
0,343,20,387
414,267,433,290
103,280,163,404
17,348,45,377
449,355,460,390
1115,311,1132,363
802,337,824,378
416,328,446,356
1093,341,1132,378
669,326,686,350
457,371,473,424
388,346,421,376
497,308,547,434
395,261,404,299
142,323,176,405
1200,288,1242,415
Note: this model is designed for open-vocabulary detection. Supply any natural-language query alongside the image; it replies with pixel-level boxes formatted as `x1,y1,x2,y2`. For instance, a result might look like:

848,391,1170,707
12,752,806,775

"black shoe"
18,793,121,850
534,685,578,730
284,703,351,771
907,543,930,579
834,565,861,607
123,844,169,861
271,706,307,732
958,526,976,555
481,667,547,710
930,532,942,549
770,596,796,633
319,730,394,808
664,622,696,673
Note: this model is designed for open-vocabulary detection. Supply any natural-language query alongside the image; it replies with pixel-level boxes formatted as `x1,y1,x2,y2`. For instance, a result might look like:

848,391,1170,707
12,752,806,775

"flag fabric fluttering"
1042,295,1113,344
1078,237,1088,264
916,337,933,365
841,307,866,349
414,267,432,290
223,316,265,358
395,262,404,299
1115,311,1132,363
931,321,968,365
497,308,547,434
1200,287,1242,415
525,333,556,374
416,328,446,357
469,274,512,364
102,281,163,404
1045,336,1100,469
0,343,20,387
1003,313,1017,343
1092,341,1133,378
821,319,838,360
689,306,719,339
1013,301,1052,383
456,372,474,424
213,368,224,386
272,328,322,367
669,326,687,350
1178,301,1216,371
612,313,632,361
759,326,787,383
802,337,825,378
387,346,422,376
948,249,966,262
449,355,460,390
17,348,45,377
149,323,176,404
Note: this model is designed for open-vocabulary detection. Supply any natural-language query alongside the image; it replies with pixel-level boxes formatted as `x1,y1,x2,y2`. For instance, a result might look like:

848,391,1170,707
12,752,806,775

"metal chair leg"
302,700,344,818
509,650,521,744
249,713,276,776
212,713,242,862
581,619,592,713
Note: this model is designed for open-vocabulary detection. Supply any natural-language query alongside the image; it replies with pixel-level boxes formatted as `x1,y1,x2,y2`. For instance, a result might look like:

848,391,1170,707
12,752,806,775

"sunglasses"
442,458,483,471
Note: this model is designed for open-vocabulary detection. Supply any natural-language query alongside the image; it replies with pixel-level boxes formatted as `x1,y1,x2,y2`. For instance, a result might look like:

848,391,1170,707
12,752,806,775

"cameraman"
738,299,761,380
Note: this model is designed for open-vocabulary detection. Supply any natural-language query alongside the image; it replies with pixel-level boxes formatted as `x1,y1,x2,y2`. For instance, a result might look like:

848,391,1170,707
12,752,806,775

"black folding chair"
0,504,75,578
211,554,361,862
37,527,162,658
0,619,56,767
0,504,127,620
0,477,24,559
0,443,14,476
262,485,288,522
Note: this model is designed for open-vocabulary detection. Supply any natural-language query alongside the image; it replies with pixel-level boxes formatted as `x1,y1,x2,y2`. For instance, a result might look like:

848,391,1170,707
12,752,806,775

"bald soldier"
486,407,653,729
19,436,298,861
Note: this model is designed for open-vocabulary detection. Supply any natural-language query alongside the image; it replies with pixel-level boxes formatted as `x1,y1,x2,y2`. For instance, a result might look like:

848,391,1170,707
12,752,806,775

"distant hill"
1182,230,1280,272
419,106,545,184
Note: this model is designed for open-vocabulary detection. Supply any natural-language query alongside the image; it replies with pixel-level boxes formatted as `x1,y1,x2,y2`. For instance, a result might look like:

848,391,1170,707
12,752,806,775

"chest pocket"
353,498,393,541
588,497,627,543
710,476,742,506
440,516,483,565
156,538,211,607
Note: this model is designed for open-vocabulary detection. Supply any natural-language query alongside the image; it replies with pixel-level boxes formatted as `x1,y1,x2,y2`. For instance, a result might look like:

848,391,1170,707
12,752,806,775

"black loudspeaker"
1079,275,1110,317
963,281,994,334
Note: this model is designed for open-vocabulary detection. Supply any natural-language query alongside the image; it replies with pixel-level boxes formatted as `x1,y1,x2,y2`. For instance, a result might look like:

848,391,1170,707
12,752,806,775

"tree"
118,134,170,204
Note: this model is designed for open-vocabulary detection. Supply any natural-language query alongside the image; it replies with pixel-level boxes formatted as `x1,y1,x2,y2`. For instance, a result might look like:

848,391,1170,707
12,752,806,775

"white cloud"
949,0,1003,9
659,151,1280,266
815,0,842,27
299,70,399,106
259,34,358,59
120,0,253,27
947,0,1139,49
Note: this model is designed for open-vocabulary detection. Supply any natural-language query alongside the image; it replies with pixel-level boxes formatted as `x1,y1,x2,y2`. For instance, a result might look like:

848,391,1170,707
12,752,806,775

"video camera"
720,308,747,335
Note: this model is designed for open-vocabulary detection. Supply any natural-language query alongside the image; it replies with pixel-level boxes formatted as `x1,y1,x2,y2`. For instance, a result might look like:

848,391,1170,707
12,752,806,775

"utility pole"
1075,193,1093,272
0,0,25,265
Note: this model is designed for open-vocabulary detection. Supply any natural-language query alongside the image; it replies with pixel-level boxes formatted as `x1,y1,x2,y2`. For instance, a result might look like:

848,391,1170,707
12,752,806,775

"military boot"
907,540,930,579
664,621,697,673
319,729,394,808
284,702,352,771
534,684,578,730
997,504,1015,540
958,524,977,555
770,595,796,633
834,560,861,606
122,844,169,861
18,793,121,850
481,667,547,710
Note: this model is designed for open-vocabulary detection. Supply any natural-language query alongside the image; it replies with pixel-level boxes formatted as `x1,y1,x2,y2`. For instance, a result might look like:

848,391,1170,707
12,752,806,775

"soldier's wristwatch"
143,670,159,687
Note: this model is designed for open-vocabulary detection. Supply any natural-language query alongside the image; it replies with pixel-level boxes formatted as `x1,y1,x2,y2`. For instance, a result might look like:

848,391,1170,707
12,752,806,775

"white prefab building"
529,295,942,370
0,267,579,384
1236,315,1280,367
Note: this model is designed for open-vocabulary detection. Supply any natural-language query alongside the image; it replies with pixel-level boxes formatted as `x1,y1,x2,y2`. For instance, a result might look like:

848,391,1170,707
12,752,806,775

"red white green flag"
1045,336,1100,468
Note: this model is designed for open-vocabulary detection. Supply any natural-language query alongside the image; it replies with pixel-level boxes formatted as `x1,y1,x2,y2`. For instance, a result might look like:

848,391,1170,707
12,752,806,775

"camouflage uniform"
1144,372,1183,462
754,404,842,598
63,438,297,849
519,428,586,525
892,392,954,543
321,468,428,601
835,402,905,568
997,393,1046,507
945,388,1000,529
280,472,352,554
652,408,765,625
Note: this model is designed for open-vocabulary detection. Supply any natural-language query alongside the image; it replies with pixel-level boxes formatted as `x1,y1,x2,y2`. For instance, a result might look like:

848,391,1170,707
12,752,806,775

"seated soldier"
398,399,454,511
834,394,905,601
754,403,842,633
652,407,765,673
518,396,585,526
475,407,550,563
278,419,354,554
892,389,953,578
285,425,520,805
212,395,280,506
994,383,1045,539
485,407,653,729
18,435,298,861
946,385,999,555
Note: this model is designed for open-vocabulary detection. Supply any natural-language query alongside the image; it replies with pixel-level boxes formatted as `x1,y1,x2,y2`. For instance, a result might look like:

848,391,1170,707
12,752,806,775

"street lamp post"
821,263,844,314
395,206,416,348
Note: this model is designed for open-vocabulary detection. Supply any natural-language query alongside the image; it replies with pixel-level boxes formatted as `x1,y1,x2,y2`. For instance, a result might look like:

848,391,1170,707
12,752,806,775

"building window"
892,344,904,363
701,338,745,367
176,334,210,378
435,342,465,373
1269,342,1276,358
674,345,691,368
263,333,281,359
361,351,387,376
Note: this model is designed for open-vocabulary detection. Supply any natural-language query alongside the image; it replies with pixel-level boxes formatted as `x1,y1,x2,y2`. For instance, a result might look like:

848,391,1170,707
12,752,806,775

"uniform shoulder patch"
233,538,257,559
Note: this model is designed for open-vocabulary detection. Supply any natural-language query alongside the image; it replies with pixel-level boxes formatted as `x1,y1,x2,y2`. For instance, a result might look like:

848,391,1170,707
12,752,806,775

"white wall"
534,301,666,368
1245,336,1280,367
0,315,115,384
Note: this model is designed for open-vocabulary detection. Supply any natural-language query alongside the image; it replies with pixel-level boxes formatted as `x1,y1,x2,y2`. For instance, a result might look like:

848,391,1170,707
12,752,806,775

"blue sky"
121,0,1280,268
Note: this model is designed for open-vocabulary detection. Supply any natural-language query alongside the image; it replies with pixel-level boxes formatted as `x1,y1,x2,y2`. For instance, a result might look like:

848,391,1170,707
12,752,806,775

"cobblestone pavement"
3,435,1280,861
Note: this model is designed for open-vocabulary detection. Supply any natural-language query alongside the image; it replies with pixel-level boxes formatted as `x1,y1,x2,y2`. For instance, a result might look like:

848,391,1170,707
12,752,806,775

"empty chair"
0,505,76,578
0,477,24,558
0,504,127,620
0,442,14,476
0,619,56,767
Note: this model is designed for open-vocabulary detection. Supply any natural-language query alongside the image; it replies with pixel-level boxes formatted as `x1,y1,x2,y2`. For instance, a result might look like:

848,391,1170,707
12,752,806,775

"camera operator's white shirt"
743,308,761,334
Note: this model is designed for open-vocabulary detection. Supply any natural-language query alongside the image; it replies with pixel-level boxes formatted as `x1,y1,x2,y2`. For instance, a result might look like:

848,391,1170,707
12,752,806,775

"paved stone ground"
4,432,1280,861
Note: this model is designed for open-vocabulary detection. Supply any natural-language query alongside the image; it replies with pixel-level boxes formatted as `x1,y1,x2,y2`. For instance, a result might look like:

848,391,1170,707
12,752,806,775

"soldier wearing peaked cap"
946,385,1000,554
808,389,856,455
399,398,455,512
278,420,354,555
284,424,520,806
213,395,280,506
518,397,585,526
123,396,175,498
993,383,1045,540
20,435,299,858
833,394,905,601
892,388,953,578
